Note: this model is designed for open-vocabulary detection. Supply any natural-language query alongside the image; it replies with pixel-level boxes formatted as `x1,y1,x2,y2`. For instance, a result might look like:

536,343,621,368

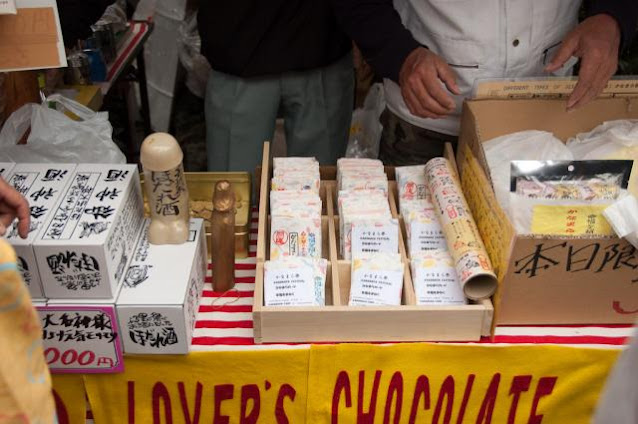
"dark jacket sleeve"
585,0,638,51
332,0,420,83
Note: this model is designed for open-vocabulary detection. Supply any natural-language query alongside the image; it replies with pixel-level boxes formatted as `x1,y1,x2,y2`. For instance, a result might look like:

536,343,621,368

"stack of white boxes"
0,162,208,371
3,164,77,300
34,164,145,300
117,218,207,354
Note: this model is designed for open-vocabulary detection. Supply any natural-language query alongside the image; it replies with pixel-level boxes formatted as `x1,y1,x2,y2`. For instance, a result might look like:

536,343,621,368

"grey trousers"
205,52,354,172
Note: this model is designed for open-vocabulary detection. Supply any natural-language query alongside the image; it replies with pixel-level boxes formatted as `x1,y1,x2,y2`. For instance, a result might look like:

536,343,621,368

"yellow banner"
307,344,619,423
51,374,86,424
84,349,309,423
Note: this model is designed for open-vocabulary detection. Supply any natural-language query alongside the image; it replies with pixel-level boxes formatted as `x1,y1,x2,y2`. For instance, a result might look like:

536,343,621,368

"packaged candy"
264,257,328,306
272,157,320,194
396,165,430,202
271,174,320,193
349,253,404,306
270,169,323,259
270,216,321,260
337,158,387,195
411,250,467,305
425,157,497,301
400,201,446,256
509,160,633,235
338,189,394,259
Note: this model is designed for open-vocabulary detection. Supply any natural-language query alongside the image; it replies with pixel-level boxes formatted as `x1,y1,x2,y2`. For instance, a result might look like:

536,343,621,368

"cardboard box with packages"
457,79,638,325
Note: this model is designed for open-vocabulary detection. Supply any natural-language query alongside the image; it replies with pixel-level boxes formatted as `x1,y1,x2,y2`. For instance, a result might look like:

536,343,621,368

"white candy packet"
411,250,467,305
264,257,328,306
349,253,404,306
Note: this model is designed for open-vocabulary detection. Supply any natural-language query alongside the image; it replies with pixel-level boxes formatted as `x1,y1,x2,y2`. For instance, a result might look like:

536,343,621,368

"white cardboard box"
0,162,15,178
116,218,207,354
34,164,144,299
4,164,77,299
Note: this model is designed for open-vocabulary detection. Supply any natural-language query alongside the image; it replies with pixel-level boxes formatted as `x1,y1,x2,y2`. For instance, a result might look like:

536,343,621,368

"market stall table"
51,207,634,423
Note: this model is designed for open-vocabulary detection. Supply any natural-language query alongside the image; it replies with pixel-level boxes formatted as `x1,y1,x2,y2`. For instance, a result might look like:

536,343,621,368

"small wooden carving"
140,133,190,245
211,180,235,292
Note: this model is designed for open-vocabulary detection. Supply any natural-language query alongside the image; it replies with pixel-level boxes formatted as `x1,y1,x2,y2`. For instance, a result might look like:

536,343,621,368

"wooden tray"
254,142,493,343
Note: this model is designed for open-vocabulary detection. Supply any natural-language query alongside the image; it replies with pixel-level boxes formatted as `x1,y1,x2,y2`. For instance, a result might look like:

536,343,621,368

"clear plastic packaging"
345,83,385,159
567,119,638,198
509,160,633,235
483,130,573,213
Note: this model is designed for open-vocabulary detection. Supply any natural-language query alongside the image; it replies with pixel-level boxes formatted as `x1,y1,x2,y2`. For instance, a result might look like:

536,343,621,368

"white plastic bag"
604,194,638,249
567,120,638,197
483,130,573,213
346,83,385,158
0,94,125,164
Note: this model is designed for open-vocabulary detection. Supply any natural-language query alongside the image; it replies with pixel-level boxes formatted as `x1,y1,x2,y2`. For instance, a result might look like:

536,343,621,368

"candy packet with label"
271,174,320,193
270,216,321,260
509,160,633,235
337,158,387,194
401,201,446,256
349,253,404,306
272,157,320,193
349,218,399,258
396,165,430,202
264,257,328,306
410,250,467,305
338,189,392,259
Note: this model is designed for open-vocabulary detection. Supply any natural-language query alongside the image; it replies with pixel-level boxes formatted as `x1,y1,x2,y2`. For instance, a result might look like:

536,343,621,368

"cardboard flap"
473,78,638,100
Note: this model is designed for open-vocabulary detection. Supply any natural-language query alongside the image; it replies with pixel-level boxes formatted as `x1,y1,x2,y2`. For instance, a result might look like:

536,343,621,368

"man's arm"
332,0,419,83
333,0,459,119
546,1,638,111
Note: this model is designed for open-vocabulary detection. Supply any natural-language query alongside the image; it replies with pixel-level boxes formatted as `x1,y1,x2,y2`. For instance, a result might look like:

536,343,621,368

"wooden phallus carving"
140,133,190,245
211,180,235,292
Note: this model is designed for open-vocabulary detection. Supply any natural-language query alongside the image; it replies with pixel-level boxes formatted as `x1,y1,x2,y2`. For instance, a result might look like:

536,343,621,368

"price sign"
36,305,124,373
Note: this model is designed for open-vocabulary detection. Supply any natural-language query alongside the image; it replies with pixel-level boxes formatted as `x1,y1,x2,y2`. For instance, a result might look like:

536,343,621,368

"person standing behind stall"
333,0,638,165
198,1,354,173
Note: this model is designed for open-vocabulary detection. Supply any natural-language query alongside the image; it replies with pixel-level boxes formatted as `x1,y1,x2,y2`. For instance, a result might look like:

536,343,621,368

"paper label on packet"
350,268,403,306
270,217,321,260
351,220,399,256
264,266,315,306
409,220,446,254
412,256,466,305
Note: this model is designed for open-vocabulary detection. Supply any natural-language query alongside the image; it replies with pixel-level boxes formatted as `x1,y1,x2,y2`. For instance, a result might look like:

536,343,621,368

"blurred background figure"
199,1,354,173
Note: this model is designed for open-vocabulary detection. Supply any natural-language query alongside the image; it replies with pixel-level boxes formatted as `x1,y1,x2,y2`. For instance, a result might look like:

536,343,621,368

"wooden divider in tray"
254,142,493,343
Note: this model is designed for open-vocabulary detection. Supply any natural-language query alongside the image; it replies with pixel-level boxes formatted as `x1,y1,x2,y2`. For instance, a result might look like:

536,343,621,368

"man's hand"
0,178,30,239
546,14,621,111
399,47,460,119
